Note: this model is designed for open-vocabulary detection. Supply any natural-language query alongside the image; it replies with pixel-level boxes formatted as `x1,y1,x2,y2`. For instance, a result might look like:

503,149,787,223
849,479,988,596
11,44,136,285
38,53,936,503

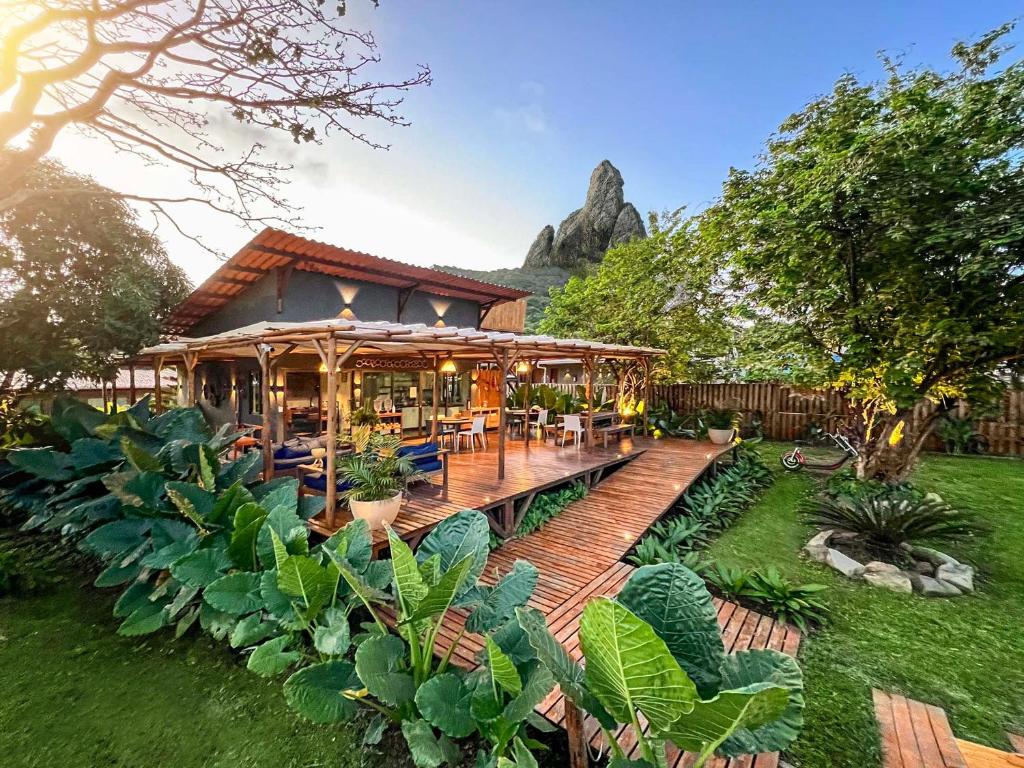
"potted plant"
338,429,422,530
704,408,738,444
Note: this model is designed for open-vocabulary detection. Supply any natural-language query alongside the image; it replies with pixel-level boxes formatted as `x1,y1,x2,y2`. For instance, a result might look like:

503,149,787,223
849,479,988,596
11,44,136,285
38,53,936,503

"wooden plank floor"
384,438,800,767
309,435,645,548
958,741,1024,768
873,688,968,768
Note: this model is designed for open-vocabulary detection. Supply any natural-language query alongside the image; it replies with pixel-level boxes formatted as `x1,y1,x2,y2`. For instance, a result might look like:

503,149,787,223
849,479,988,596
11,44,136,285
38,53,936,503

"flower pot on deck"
707,428,735,445
349,492,403,531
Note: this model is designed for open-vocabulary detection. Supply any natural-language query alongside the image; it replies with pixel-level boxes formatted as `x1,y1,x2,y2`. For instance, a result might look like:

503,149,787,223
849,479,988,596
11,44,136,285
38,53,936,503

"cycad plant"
807,490,977,553
517,563,804,768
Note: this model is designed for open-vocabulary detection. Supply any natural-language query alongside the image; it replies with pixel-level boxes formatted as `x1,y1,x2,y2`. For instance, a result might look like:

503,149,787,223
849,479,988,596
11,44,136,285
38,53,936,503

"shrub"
807,488,978,552
934,413,989,455
706,563,829,632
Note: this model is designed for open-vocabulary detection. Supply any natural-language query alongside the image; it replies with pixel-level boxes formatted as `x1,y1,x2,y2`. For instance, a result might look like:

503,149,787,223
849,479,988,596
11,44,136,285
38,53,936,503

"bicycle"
780,430,859,472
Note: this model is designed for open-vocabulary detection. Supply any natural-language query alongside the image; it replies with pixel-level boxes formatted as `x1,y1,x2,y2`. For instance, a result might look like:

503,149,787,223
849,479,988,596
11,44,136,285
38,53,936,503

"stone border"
804,530,974,597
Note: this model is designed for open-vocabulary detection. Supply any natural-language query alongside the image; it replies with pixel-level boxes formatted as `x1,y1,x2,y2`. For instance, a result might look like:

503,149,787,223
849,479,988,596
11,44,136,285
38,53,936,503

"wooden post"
229,361,239,425
523,361,532,451
324,338,338,527
584,356,594,449
497,350,509,480
430,357,440,444
153,356,165,413
182,352,198,406
101,380,109,413
128,364,136,405
111,374,118,413
256,344,273,480
564,700,590,768
642,358,652,437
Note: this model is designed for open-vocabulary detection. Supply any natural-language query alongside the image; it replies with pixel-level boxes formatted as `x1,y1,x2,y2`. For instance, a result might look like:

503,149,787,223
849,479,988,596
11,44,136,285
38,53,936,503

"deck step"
1008,734,1024,755
873,689,968,767
957,739,1024,768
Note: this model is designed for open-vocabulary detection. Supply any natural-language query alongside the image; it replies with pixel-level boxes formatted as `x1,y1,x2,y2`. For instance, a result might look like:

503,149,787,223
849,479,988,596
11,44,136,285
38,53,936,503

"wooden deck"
309,436,646,550
382,438,800,767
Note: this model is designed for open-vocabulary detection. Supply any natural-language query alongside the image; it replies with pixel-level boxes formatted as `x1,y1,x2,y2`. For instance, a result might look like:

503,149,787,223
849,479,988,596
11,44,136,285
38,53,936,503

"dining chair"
457,415,487,452
531,408,549,441
560,413,585,447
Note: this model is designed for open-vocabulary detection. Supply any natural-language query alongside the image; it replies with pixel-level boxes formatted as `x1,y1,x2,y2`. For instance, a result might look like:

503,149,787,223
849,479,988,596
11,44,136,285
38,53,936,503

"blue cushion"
274,456,311,470
302,474,352,493
274,444,309,460
412,458,443,474
398,441,439,458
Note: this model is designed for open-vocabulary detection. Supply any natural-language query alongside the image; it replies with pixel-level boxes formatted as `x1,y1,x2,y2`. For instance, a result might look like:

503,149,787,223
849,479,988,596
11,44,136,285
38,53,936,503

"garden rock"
912,560,935,576
863,561,901,575
824,548,865,578
909,573,962,597
936,563,975,593
901,544,958,568
803,529,835,561
863,570,913,594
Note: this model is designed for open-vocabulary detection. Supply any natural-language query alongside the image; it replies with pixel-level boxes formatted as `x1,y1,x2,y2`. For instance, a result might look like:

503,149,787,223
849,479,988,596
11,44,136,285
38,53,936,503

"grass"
705,443,1024,767
0,566,381,768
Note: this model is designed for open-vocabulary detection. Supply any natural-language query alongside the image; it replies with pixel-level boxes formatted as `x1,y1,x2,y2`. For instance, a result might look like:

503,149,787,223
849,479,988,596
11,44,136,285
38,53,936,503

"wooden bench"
596,422,634,448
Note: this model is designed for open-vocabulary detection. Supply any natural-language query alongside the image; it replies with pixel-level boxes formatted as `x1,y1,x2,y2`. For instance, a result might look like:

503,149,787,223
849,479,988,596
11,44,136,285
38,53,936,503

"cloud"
494,81,550,135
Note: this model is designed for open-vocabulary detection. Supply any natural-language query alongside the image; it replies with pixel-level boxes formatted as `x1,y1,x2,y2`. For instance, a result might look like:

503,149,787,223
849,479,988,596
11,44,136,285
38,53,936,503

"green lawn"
706,443,1024,767
0,570,385,768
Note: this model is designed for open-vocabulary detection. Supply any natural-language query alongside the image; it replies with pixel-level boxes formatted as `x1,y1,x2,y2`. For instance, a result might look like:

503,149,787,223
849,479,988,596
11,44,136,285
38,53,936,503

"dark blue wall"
189,270,480,336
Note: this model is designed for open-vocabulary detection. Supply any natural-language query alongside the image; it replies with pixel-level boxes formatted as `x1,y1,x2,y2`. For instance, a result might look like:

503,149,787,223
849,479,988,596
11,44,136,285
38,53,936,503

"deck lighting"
439,356,458,374
516,360,531,375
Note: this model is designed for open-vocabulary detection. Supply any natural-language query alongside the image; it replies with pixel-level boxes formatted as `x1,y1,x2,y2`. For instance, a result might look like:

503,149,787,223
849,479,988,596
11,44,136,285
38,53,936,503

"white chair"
457,416,488,452
560,414,585,446
531,409,549,441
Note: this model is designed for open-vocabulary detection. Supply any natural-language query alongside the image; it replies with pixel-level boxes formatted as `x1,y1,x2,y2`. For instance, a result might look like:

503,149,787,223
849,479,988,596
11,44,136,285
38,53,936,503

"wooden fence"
652,382,1024,457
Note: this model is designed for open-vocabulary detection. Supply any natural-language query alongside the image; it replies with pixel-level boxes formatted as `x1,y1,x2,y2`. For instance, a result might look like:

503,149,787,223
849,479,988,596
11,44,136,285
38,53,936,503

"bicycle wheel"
780,452,804,471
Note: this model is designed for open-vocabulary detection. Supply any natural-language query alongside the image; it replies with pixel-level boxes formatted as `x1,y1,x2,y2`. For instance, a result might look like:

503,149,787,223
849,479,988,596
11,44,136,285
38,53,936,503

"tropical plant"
517,563,804,767
934,413,990,455
513,481,586,540
743,568,829,633
350,404,382,427
703,408,738,430
0,398,58,453
286,511,551,766
705,563,756,602
807,489,978,553
338,431,422,503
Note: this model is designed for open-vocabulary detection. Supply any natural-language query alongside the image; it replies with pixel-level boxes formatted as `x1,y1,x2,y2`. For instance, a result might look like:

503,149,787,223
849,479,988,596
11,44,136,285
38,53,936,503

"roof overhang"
165,228,531,335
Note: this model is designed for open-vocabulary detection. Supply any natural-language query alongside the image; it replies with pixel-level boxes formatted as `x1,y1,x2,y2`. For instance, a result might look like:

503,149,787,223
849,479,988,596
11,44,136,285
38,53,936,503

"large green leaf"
94,561,144,587
718,650,804,756
118,600,170,636
313,606,351,656
230,612,279,648
277,553,339,620
405,555,475,624
247,635,301,677
284,660,362,723
210,481,255,524
228,502,268,570
400,719,446,768
82,519,151,558
140,535,199,569
150,407,211,443
165,481,217,522
204,572,264,615
8,447,75,481
260,569,304,629
113,581,154,617
170,547,233,587
416,510,490,601
253,478,299,516
70,439,121,471
387,527,429,617
104,471,165,509
466,560,538,634
515,606,616,729
322,519,372,573
415,673,476,738
486,636,522,696
120,437,163,472
199,602,237,641
354,634,415,707
503,662,554,724
217,452,262,490
580,597,697,736
616,563,726,698
665,683,789,757
257,504,308,568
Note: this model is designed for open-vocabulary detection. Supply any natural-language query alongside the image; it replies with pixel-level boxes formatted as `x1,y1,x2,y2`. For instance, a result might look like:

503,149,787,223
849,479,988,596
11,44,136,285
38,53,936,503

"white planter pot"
707,428,735,445
349,492,403,531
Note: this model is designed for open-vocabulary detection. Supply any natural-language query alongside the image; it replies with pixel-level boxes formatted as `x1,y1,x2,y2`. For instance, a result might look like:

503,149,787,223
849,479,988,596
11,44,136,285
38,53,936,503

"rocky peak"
522,160,645,269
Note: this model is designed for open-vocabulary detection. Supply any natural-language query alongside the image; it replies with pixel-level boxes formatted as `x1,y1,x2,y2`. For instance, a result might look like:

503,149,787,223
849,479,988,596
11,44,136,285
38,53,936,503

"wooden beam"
324,337,338,528
642,358,652,437
110,374,118,414
565,701,590,768
128,364,136,405
397,285,418,321
584,356,594,449
523,360,532,454
430,357,440,444
275,265,294,314
182,352,199,406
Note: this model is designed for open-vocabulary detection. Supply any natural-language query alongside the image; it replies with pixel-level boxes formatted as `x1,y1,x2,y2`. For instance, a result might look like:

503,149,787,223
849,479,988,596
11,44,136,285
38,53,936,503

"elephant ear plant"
517,563,804,768
283,510,550,768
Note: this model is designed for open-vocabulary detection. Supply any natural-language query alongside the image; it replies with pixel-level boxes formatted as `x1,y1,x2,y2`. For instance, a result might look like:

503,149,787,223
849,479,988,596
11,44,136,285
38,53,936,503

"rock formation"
522,160,646,269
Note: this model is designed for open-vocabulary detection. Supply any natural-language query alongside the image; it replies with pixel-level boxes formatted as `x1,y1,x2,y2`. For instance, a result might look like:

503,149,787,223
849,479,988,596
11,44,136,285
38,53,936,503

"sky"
50,1,1024,285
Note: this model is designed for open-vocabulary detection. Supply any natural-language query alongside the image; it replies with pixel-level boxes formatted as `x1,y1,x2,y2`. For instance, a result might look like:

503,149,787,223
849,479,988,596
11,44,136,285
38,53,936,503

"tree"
704,24,1024,480
0,0,430,242
539,214,734,383
0,160,192,390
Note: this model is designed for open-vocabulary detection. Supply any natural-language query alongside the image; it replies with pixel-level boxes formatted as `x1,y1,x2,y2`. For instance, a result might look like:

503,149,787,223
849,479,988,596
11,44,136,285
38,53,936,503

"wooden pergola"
137,319,663,525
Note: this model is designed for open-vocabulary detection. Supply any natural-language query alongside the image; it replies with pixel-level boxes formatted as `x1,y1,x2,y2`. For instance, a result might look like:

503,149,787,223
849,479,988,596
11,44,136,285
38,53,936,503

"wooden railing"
652,382,1024,457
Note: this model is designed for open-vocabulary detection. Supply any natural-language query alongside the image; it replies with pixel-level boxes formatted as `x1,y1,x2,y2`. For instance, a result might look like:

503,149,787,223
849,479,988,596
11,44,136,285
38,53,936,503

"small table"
439,417,473,452
231,435,260,459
